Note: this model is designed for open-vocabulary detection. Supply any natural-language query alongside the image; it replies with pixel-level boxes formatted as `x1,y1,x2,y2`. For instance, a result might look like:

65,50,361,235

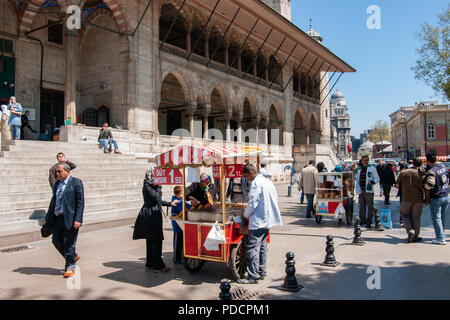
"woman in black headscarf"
133,169,176,272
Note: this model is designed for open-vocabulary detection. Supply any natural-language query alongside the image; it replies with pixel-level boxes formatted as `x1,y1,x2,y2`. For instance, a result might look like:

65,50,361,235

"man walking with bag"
238,164,282,284
44,163,84,278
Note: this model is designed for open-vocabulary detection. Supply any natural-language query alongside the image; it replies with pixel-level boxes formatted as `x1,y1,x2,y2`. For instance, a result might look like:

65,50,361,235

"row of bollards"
220,214,385,299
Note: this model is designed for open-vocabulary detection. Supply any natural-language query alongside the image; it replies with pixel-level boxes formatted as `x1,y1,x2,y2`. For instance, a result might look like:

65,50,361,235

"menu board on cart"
212,164,243,179
153,168,183,185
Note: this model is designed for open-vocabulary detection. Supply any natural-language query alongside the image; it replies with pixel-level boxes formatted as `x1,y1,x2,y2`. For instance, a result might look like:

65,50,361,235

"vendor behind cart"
185,172,217,209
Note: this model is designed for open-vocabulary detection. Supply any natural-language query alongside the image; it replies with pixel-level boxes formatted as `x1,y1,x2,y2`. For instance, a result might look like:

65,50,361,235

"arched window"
427,123,435,139
83,108,97,127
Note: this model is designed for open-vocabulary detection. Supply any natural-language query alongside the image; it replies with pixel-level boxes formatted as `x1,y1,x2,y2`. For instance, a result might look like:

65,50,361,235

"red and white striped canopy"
419,156,449,162
155,145,263,167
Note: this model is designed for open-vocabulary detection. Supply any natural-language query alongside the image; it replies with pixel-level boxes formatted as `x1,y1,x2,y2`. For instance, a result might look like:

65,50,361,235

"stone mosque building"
329,89,351,159
0,0,355,173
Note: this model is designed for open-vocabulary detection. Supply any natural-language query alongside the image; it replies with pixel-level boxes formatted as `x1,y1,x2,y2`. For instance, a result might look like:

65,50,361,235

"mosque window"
48,20,63,45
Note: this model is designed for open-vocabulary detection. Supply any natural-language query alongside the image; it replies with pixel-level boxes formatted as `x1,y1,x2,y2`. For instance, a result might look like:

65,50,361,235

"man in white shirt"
238,164,283,284
259,163,272,179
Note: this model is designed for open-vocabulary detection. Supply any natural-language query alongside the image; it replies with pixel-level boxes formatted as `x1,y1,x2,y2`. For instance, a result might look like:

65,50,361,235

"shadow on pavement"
259,262,450,300
100,253,233,290
13,267,62,276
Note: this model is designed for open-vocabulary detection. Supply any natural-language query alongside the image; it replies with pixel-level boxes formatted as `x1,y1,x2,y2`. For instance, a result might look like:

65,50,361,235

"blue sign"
378,209,393,229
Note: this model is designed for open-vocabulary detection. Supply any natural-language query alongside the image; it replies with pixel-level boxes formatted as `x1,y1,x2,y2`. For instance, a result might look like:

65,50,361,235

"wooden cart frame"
155,145,262,280
314,172,354,225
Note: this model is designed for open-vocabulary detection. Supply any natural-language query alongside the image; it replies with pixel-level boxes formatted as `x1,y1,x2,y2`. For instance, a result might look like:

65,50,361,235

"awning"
155,145,263,167
187,0,356,74
419,156,449,162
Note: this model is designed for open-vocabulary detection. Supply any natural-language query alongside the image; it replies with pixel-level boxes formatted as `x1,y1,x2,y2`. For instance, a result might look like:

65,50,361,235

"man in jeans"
396,158,425,243
298,160,318,218
424,152,449,245
7,96,22,140
98,122,122,154
238,164,283,284
356,156,380,228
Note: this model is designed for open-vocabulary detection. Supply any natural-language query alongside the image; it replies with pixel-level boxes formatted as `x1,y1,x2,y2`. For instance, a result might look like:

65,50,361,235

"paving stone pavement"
0,183,449,300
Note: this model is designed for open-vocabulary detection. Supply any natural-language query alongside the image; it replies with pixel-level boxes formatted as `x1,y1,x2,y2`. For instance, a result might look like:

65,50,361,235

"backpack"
431,163,449,198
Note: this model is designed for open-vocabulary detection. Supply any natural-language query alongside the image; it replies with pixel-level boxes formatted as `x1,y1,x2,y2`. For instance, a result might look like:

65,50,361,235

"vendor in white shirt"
238,164,282,284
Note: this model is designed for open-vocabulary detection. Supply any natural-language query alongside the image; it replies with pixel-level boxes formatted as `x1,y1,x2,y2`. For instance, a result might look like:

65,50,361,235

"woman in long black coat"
133,169,174,272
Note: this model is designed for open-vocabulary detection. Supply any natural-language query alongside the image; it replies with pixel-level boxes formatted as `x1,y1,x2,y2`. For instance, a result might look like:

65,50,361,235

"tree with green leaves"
413,4,449,101
366,120,391,144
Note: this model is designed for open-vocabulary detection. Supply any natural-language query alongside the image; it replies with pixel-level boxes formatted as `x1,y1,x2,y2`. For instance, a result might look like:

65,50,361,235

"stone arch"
294,106,307,145
269,102,284,145
79,7,115,39
161,70,193,106
158,72,193,136
241,95,258,143
19,0,128,35
209,86,229,140
159,2,189,50
310,112,321,144
1,0,20,35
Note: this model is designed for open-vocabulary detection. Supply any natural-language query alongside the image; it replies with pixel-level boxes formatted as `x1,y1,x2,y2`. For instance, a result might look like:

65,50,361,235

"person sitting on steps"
98,122,122,154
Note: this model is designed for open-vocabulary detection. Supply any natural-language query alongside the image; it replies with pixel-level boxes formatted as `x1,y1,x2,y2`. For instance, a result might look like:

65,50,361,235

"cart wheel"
183,258,205,273
315,215,322,224
228,237,247,280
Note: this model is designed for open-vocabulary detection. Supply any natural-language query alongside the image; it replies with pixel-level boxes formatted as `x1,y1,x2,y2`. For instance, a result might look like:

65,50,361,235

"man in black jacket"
45,163,84,278
380,163,396,205
20,111,37,140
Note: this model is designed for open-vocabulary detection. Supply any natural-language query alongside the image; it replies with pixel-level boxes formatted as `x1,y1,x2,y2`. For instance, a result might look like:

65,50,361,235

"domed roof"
330,89,346,106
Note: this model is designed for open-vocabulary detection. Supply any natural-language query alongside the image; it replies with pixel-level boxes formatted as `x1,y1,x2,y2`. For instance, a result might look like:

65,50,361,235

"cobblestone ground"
0,184,449,300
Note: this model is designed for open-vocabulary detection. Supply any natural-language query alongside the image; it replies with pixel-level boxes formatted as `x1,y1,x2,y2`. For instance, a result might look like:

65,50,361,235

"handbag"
41,222,52,238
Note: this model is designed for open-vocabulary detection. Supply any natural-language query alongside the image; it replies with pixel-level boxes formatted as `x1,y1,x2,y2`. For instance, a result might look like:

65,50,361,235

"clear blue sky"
291,0,449,137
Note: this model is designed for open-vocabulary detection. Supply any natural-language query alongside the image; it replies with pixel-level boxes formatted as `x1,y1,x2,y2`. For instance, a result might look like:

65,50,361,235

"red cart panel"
184,224,199,257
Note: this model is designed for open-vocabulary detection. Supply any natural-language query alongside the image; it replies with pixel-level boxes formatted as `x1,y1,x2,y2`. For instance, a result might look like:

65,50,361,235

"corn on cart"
155,145,265,280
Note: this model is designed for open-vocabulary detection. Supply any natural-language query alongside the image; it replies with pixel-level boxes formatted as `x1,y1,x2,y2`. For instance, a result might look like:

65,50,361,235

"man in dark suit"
45,163,85,278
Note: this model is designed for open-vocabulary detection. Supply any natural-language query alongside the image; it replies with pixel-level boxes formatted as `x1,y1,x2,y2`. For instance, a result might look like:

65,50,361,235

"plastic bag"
203,221,226,251
334,203,346,221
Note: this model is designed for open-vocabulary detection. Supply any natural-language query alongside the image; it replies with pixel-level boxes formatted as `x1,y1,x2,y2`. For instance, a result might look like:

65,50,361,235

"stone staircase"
0,140,152,247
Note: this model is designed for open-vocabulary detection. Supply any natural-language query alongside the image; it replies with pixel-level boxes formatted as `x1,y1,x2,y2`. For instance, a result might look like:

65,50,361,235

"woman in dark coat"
133,169,175,272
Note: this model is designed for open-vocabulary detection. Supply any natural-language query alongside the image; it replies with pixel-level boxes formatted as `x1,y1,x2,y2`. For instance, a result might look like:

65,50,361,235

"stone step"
0,179,143,193
0,184,143,202
0,196,145,221
0,192,143,211
0,206,141,238
0,150,138,158
0,157,149,165
0,171,147,184
0,167,149,178
0,208,143,248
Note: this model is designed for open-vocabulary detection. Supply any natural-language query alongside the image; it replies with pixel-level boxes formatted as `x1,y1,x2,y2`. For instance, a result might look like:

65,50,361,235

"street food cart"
314,172,354,225
154,145,263,280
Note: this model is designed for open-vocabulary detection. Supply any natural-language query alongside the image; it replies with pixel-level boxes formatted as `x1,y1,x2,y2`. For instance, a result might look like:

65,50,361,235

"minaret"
260,0,292,21
307,19,323,43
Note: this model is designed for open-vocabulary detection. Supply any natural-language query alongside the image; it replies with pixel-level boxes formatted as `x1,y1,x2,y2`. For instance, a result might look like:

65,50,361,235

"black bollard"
279,252,304,292
321,235,340,267
352,218,365,245
374,208,385,231
219,281,232,301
